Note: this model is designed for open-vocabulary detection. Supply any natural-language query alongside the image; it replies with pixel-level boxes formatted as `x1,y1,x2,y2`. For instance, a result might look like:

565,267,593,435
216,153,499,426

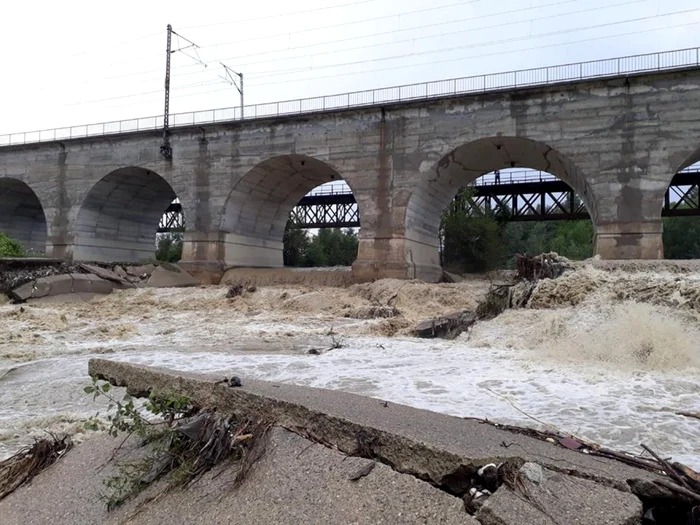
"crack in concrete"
88,359,658,519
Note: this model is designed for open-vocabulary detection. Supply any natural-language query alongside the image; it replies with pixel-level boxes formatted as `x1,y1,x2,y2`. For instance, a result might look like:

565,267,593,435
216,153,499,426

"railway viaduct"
2,50,700,282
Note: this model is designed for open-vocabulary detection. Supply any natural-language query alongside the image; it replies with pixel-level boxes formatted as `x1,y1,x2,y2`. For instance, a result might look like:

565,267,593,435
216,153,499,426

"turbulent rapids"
0,261,698,469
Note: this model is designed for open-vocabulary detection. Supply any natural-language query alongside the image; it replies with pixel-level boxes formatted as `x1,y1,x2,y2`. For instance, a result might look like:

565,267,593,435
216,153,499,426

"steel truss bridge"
158,169,700,232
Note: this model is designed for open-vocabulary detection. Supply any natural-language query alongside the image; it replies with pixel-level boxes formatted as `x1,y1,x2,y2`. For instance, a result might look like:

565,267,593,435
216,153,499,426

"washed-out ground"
0,264,698,471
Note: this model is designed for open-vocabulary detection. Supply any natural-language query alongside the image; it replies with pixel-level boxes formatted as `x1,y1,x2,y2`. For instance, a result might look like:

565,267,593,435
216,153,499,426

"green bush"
283,220,359,267
0,233,25,257
155,233,183,262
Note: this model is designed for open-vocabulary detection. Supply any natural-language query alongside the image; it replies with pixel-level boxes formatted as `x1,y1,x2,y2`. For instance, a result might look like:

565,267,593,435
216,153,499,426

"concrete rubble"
476,462,642,525
1,259,200,302
415,310,477,338
146,264,200,288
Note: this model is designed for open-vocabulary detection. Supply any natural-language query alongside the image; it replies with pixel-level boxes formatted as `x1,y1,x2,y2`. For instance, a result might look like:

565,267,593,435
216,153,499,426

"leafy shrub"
0,233,25,257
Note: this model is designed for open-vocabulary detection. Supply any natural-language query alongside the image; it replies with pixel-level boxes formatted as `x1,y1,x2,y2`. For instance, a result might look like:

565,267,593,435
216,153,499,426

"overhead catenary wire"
74,8,660,107
95,20,700,112
50,0,580,89
215,0,582,64
178,0,379,30
244,20,700,87
241,7,700,79
54,0,665,97
230,0,647,71
63,0,490,73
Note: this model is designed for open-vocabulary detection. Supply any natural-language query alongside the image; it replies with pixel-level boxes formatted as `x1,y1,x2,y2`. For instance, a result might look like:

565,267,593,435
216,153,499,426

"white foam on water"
1,275,698,470
102,337,699,469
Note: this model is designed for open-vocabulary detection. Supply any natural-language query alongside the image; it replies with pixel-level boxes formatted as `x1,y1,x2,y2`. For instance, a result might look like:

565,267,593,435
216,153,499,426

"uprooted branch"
0,434,73,501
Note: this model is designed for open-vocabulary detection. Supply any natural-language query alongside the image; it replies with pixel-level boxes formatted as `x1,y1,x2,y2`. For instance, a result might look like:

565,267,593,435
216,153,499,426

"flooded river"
1,268,698,468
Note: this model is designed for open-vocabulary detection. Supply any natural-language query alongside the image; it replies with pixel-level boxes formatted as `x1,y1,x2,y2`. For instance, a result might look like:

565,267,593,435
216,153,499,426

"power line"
231,0,645,70
244,7,700,80
60,0,576,89
196,0,490,48
216,0,581,65
20,0,491,91
178,0,379,30
68,31,163,58
82,0,637,90
98,20,700,111
244,20,700,87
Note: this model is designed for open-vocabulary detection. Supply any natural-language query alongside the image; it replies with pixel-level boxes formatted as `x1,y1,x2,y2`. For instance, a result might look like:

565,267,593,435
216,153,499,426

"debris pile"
476,252,573,320
1,261,199,303
0,435,73,501
515,252,572,281
414,310,476,339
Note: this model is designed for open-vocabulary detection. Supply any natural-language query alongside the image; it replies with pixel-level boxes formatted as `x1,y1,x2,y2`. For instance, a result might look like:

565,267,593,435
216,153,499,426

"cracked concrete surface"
0,359,664,524
87,359,665,493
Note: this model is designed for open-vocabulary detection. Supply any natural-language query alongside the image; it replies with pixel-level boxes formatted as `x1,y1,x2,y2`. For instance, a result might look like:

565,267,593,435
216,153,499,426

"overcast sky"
1,0,699,136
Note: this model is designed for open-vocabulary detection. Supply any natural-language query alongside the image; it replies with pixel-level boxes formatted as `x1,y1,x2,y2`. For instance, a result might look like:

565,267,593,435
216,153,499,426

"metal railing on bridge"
3,47,700,147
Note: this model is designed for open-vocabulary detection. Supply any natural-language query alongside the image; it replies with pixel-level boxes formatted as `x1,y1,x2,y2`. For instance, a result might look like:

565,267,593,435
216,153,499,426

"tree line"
439,187,700,273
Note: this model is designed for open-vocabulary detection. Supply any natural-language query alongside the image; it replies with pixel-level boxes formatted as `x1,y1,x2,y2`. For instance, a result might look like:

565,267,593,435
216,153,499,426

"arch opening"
73,167,180,262
285,180,360,268
662,155,700,259
406,137,595,278
220,155,360,268
0,178,47,255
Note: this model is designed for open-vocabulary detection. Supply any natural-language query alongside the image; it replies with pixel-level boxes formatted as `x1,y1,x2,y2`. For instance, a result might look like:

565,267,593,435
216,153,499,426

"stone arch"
73,167,180,262
404,137,596,281
0,178,48,254
220,154,360,267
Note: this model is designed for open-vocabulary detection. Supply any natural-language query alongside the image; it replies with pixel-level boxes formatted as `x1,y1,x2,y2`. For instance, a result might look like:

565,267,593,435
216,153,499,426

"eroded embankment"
12,358,697,525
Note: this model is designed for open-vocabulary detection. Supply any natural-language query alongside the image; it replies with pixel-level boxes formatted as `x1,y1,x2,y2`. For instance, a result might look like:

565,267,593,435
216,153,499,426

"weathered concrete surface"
146,264,199,288
476,462,642,525
129,428,476,525
10,273,115,301
87,359,665,494
3,68,700,280
79,263,134,287
0,429,477,525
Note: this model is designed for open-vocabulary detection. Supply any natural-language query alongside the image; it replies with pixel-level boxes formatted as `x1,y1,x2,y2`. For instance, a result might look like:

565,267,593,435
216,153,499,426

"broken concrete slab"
11,280,47,301
0,427,477,525
41,274,75,295
10,273,115,301
128,427,477,525
415,310,476,339
126,264,155,277
113,265,128,278
146,265,199,288
476,462,642,525
87,359,665,496
70,273,115,295
10,272,118,301
79,263,133,287
28,292,99,304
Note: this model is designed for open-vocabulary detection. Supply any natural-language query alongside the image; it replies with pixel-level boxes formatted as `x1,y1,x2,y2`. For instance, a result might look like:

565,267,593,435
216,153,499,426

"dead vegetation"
475,253,572,320
0,434,73,501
